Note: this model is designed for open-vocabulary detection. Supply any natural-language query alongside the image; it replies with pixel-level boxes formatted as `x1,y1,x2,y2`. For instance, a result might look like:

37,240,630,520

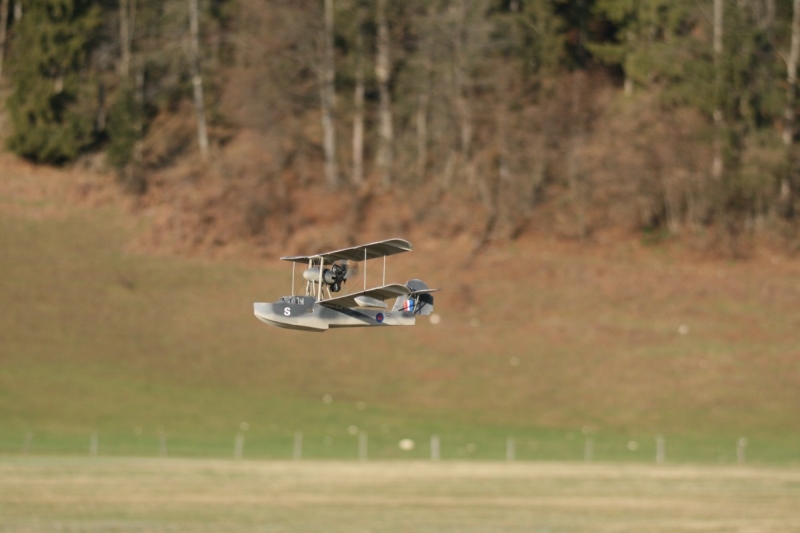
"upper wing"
280,238,412,264
318,284,411,309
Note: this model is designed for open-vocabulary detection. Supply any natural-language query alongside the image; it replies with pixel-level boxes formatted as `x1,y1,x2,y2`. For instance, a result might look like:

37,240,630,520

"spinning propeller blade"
343,261,359,280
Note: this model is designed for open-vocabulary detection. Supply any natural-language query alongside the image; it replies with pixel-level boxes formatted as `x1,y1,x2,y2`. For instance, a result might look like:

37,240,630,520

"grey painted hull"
253,300,416,332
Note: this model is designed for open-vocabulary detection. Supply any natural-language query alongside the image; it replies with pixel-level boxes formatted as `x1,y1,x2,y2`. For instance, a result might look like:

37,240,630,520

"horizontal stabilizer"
409,288,441,295
405,279,441,295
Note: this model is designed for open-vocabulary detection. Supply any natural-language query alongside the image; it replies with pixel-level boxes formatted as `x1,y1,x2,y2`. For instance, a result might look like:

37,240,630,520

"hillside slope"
2,156,800,462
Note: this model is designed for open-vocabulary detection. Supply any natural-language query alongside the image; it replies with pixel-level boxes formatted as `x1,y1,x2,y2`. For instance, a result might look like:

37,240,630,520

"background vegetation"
2,0,800,252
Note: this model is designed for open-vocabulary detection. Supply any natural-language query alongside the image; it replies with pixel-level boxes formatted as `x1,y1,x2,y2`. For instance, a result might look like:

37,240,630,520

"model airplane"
253,238,439,332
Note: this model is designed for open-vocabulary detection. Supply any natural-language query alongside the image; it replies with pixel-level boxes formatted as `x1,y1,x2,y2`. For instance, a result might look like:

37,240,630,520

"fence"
1,429,783,465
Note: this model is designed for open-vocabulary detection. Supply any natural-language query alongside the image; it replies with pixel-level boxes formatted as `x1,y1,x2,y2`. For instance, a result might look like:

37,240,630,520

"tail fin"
392,279,440,316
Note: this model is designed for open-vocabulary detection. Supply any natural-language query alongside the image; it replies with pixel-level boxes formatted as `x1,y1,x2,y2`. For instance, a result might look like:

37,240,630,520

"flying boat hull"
253,300,416,332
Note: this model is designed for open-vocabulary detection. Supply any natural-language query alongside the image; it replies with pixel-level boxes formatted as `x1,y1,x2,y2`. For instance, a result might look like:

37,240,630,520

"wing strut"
317,257,324,300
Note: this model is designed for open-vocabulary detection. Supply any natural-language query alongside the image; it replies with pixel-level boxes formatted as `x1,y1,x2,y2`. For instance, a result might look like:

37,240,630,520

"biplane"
253,238,440,332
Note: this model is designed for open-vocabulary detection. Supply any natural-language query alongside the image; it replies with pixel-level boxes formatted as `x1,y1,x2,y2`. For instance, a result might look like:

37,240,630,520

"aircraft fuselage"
253,296,416,332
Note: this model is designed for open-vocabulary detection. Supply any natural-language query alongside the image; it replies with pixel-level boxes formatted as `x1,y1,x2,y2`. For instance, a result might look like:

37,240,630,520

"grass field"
2,457,800,532
2,160,800,463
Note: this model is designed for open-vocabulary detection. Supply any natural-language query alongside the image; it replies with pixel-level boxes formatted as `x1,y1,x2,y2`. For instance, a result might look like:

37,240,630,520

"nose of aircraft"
253,302,274,322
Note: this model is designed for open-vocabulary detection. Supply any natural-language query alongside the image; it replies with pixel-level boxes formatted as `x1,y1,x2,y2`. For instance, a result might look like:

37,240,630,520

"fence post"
584,436,594,462
431,435,440,461
655,435,665,464
234,432,244,459
506,437,515,461
293,431,303,460
737,437,747,465
90,432,98,456
358,432,368,462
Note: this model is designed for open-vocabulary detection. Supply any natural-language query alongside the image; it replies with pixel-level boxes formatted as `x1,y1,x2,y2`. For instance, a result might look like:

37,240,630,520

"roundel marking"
376,313,384,323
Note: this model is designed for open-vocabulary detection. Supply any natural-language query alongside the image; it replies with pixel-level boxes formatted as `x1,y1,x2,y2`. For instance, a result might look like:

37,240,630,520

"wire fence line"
1,430,780,464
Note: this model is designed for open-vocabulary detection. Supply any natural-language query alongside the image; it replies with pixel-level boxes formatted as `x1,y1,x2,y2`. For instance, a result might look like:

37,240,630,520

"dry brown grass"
2,458,800,532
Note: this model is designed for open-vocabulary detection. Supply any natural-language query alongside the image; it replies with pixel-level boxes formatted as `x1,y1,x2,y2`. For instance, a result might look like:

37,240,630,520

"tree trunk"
119,0,131,79
130,0,136,54
711,0,724,183
472,108,506,255
0,0,10,84
415,92,429,184
320,0,337,189
761,0,775,34
121,63,147,194
376,0,392,188
415,3,434,184
96,80,106,132
351,19,364,187
781,0,800,216
568,0,589,240
111,0,132,138
766,0,775,34
568,71,588,240
188,0,209,161
453,0,473,185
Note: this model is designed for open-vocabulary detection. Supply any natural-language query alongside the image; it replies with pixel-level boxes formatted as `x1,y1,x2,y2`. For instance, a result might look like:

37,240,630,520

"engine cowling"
303,265,346,292
303,267,336,285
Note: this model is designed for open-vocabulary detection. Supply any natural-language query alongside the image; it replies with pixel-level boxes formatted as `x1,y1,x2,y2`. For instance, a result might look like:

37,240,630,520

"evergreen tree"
590,0,698,93
5,0,100,163
106,84,139,171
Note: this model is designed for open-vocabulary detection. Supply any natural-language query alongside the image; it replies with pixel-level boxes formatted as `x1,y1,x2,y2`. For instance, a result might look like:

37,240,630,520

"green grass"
2,196,800,463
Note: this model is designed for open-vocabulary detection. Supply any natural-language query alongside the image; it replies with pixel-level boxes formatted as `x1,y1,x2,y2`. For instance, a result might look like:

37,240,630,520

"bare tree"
320,0,338,189
415,2,434,184
111,0,134,138
119,0,131,79
351,7,364,187
765,0,775,33
119,65,147,194
711,0,724,183
453,0,474,185
415,95,429,183
565,0,591,240
568,71,589,240
447,0,493,188
473,99,509,253
189,0,209,160
375,0,392,188
781,0,800,215
0,0,9,84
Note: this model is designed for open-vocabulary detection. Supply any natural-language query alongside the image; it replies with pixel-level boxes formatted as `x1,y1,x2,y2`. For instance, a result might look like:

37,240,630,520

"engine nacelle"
303,267,336,285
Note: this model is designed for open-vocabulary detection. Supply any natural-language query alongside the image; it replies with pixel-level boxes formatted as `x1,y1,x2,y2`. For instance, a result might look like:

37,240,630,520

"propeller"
328,261,358,292
343,261,359,280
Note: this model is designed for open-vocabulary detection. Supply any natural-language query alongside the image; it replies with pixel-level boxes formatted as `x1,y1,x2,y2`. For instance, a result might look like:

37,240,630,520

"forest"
1,0,800,254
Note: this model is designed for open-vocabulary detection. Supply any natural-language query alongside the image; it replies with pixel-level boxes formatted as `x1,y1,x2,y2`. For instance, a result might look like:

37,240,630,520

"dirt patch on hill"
3,143,800,271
